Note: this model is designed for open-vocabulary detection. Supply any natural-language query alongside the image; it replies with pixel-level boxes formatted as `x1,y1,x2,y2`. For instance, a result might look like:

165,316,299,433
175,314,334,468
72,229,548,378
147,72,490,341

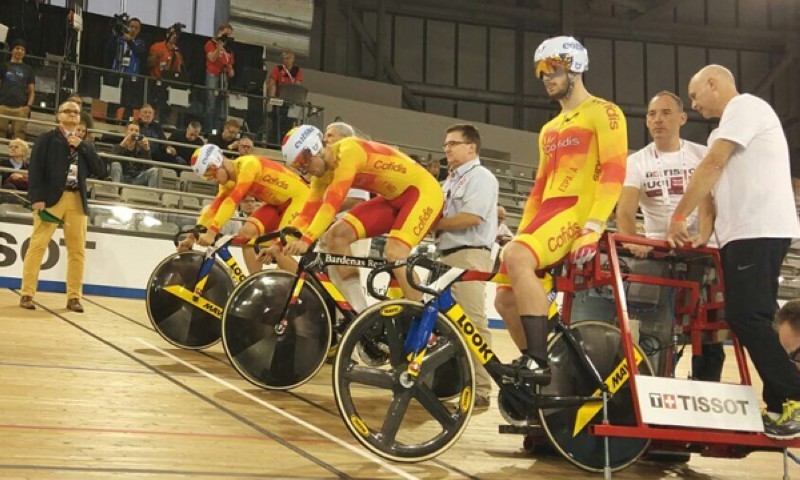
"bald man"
667,64,800,439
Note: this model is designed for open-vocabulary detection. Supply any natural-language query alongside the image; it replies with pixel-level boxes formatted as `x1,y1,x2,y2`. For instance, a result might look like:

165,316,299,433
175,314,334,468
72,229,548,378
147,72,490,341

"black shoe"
509,354,552,386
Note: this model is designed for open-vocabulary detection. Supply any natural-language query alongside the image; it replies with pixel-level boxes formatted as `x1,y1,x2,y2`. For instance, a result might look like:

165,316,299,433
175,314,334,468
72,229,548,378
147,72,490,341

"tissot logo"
648,392,751,416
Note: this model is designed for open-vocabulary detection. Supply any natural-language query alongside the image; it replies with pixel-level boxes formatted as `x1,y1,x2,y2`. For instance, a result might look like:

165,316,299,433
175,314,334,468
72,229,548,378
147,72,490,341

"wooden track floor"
0,288,798,480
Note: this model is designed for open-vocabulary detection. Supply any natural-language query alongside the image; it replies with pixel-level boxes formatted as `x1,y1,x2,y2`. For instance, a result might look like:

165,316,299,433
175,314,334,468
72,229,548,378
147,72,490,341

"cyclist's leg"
243,203,295,273
385,184,443,301
496,197,582,365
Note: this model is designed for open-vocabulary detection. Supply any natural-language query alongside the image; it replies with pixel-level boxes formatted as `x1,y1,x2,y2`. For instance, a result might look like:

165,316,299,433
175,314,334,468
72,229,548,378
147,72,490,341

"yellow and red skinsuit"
198,155,309,234
293,137,444,248
498,96,628,286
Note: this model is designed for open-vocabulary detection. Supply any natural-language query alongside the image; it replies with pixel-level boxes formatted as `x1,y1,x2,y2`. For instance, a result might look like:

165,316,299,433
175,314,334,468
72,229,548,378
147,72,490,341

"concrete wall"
307,92,538,167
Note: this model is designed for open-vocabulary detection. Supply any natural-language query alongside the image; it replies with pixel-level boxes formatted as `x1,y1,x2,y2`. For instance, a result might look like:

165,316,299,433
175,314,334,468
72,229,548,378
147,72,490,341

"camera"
168,22,186,38
217,33,234,47
133,134,143,142
111,13,130,36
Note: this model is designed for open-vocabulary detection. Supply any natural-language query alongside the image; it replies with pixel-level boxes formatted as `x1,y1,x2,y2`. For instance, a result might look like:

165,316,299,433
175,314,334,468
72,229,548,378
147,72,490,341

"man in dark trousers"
19,100,107,313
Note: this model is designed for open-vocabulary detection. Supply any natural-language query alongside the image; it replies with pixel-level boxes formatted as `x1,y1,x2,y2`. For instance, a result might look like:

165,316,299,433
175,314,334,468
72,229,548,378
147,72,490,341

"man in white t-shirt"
668,64,800,439
618,90,723,382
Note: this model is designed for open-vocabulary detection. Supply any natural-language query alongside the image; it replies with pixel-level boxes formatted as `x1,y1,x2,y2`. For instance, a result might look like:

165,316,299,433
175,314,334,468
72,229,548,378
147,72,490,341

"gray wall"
311,0,800,156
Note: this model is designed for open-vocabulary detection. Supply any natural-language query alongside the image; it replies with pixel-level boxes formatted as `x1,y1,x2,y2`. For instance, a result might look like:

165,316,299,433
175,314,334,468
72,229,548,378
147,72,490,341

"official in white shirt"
617,90,723,381
668,64,800,439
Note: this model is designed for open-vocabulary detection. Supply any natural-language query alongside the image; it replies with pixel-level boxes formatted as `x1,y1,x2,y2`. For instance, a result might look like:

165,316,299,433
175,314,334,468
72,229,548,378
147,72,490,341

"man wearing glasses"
494,36,628,381
178,144,308,275
432,123,498,409
280,125,444,301
19,100,107,312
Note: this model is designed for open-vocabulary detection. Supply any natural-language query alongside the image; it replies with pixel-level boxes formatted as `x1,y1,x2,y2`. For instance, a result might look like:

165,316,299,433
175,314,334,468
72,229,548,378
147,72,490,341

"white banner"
636,375,763,432
0,222,246,298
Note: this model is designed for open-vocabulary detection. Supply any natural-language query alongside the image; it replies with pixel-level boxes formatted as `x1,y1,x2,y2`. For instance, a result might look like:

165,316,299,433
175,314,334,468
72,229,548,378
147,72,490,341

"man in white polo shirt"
617,90,723,382
668,64,800,439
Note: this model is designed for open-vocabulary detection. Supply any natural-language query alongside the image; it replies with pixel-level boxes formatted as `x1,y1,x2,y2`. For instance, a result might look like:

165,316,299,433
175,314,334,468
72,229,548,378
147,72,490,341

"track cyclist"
494,36,629,382
277,125,444,301
177,144,309,273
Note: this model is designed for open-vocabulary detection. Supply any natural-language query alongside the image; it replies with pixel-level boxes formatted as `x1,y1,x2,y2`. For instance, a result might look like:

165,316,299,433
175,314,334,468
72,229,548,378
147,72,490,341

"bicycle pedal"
516,367,552,386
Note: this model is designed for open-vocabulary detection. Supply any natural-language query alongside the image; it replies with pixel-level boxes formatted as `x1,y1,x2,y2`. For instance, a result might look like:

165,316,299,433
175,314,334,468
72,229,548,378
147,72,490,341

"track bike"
146,228,277,349
331,246,654,473
221,227,413,390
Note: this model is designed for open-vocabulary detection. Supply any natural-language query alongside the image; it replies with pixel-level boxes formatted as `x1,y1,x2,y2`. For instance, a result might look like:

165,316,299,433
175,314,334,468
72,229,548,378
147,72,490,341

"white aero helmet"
281,124,324,170
191,144,224,178
533,36,589,78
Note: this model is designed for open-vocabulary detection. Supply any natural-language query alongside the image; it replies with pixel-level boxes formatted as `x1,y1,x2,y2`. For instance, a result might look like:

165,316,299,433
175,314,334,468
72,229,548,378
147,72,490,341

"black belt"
440,245,491,256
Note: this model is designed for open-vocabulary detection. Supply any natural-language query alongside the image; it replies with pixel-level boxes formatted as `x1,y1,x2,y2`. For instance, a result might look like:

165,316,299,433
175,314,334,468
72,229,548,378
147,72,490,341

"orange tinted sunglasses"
535,57,571,79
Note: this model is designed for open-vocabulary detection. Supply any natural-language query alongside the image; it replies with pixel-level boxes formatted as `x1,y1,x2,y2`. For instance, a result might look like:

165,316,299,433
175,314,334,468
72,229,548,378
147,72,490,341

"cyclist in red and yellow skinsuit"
177,144,309,274
279,125,444,300
495,36,628,381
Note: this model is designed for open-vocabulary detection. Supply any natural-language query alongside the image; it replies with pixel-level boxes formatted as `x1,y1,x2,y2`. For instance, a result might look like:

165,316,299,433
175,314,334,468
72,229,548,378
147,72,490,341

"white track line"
136,338,420,480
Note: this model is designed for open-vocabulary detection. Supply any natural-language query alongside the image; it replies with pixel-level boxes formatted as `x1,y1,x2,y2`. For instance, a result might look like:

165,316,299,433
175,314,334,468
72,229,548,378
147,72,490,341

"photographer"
103,15,145,121
207,118,241,150
108,121,159,187
147,23,185,122
267,51,302,144
204,23,235,134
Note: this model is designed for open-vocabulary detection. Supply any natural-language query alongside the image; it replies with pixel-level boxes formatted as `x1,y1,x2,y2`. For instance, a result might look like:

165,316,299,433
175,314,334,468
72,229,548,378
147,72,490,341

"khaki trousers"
21,191,88,300
441,247,494,397
0,105,29,139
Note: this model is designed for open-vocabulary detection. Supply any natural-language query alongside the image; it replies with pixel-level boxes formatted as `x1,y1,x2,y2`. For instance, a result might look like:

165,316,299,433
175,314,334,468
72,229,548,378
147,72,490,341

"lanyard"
650,141,688,205
282,65,296,84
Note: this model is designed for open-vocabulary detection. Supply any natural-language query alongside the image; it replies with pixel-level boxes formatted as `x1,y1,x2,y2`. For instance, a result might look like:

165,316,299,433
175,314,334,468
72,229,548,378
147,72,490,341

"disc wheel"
222,271,332,390
146,252,232,349
539,320,653,472
333,300,475,462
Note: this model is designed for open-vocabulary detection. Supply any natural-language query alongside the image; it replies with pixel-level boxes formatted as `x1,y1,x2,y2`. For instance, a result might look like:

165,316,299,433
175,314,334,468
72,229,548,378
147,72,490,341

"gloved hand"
569,221,602,266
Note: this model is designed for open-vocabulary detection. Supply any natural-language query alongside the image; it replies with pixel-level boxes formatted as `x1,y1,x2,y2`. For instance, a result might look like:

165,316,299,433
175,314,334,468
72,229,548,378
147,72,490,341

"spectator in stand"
204,23,235,134
219,194,258,235
147,24,185,123
137,104,184,166
169,121,205,164
267,51,303,144
1,137,30,192
496,205,513,246
66,93,94,130
103,17,145,121
0,39,35,140
108,121,158,187
207,119,241,151
235,135,254,157
7,0,44,58
75,121,94,146
20,100,107,313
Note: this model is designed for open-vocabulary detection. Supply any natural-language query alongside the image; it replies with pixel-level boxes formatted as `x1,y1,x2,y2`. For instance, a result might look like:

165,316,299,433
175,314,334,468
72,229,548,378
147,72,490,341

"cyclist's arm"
586,103,628,226
300,165,357,245
197,189,226,230
517,151,547,231
206,160,259,233
290,179,326,232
